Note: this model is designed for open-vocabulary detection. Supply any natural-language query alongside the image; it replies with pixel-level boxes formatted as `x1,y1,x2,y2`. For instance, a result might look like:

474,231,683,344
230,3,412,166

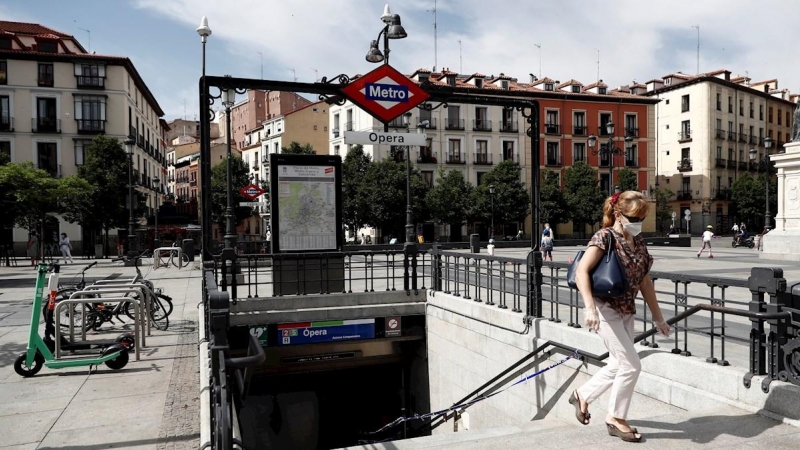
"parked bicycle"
154,242,188,269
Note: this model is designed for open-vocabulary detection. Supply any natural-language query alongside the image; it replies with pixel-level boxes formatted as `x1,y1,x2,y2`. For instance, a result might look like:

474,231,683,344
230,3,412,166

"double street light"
124,137,137,260
587,121,633,196
489,184,495,239
364,4,407,67
153,176,160,249
221,80,237,250
749,136,774,230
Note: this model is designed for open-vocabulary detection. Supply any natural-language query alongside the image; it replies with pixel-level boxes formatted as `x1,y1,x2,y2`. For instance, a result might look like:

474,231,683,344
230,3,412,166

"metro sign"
238,183,265,201
340,64,430,123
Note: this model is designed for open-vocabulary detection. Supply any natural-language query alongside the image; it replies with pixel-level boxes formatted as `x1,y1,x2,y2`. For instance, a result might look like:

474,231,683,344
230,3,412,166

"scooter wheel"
731,241,736,248
14,352,44,377
115,333,136,350
102,345,129,370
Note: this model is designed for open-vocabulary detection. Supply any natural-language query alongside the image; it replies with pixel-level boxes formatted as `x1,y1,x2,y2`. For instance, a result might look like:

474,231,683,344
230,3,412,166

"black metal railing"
715,129,726,139
0,116,13,132
76,75,105,89
716,157,726,168
544,123,560,135
728,131,737,141
739,133,748,143
420,117,437,129
446,118,465,130
677,190,692,200
473,152,492,165
500,121,519,133
678,159,692,172
545,154,562,167
716,188,731,200
77,119,105,134
625,127,639,138
446,153,466,164
679,130,692,142
727,160,736,169
31,117,60,133
473,119,492,131
573,126,586,136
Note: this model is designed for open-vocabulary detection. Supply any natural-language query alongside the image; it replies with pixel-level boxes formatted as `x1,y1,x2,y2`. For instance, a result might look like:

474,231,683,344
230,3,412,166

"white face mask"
623,222,643,236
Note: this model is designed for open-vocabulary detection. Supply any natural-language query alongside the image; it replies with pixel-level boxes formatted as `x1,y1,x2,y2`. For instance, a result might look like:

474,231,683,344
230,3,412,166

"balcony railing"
715,158,726,168
416,154,437,164
727,160,736,169
473,119,492,132
31,117,61,133
678,130,692,142
138,134,145,148
715,188,730,200
728,131,737,140
545,155,562,167
38,76,54,87
544,124,561,135
500,121,518,133
738,161,747,170
573,126,586,136
715,129,726,139
445,118,465,130
738,133,747,143
625,156,638,168
345,121,354,131
76,75,105,89
598,126,612,137
0,116,13,132
190,180,197,186
625,127,639,138
473,152,492,165
77,119,105,134
749,161,758,172
446,153,466,164
677,158,692,172
387,117,405,128
420,117,437,129
129,125,137,139
677,190,692,201
749,135,758,145
502,152,519,164
599,156,610,168
37,163,61,178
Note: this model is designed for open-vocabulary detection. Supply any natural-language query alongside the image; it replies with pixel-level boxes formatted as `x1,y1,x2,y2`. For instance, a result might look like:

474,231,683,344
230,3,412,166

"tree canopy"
211,157,254,228
281,141,315,155
342,145,372,234
539,170,570,226
360,159,429,237
616,167,639,193
470,160,529,227
731,173,777,228
426,167,473,233
564,161,605,232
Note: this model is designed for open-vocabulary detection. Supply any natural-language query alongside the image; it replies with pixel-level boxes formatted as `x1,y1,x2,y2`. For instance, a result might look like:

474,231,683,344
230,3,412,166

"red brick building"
230,90,313,151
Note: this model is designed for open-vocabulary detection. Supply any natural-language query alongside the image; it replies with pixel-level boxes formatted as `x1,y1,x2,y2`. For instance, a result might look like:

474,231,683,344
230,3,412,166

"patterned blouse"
588,228,653,316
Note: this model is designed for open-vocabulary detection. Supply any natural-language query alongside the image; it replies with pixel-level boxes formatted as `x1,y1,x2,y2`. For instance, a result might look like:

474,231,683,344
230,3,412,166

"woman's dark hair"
602,191,649,228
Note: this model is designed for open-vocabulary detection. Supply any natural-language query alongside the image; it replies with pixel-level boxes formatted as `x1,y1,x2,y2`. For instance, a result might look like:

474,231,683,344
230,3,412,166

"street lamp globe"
387,15,407,39
196,16,212,41
365,40,385,63
749,148,757,161
124,137,134,154
380,4,393,23
624,135,634,151
764,136,773,150
221,86,235,108
605,121,615,136
587,135,597,148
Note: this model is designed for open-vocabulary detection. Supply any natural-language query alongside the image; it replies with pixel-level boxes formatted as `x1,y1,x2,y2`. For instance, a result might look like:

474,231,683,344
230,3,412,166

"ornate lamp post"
221,82,236,250
366,3,407,134
749,136,774,230
489,184,495,239
124,137,138,260
153,176,160,249
588,121,634,195
196,16,212,259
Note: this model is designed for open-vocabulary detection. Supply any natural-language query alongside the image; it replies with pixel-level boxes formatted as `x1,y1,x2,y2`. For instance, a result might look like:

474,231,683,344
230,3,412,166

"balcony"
545,154,562,167
76,75,105,89
738,133,747,143
473,119,492,132
598,126,612,137
573,126,586,136
137,134,144,148
759,137,766,147
727,160,736,169
129,126,137,139
599,156,610,168
419,117,437,129
502,153,519,164
715,188,731,200
416,154,437,164
473,152,492,165
749,135,758,145
387,117,405,128
500,121,519,133
625,156,638,168
677,158,692,172
715,129,726,139
445,118,465,130
77,119,105,134
738,161,747,170
678,130,692,142
445,153,466,164
345,121,354,132
0,117,13,132
728,131,737,141
625,127,639,138
715,158,726,168
749,161,758,172
190,179,197,187
544,124,561,135
31,117,61,133
38,76,54,87
677,190,692,201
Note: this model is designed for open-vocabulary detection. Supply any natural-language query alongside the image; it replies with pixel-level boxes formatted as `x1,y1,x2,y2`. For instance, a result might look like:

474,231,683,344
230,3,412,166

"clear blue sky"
4,0,798,121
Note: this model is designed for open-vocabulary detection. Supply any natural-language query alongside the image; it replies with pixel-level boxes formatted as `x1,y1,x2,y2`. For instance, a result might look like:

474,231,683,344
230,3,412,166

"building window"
598,87,607,95
573,142,586,163
0,140,10,162
778,109,783,126
728,148,734,161
760,104,764,120
787,111,791,128
739,99,744,116
680,120,691,141
74,139,91,166
475,140,489,163
546,142,560,166
74,95,106,133
681,94,690,112
571,85,581,93
728,96,733,113
0,37,11,49
624,114,637,137
448,139,462,163
35,97,58,132
599,113,612,136
502,141,515,162
0,60,6,85
76,63,105,88
749,101,754,118
573,111,586,135
544,82,554,91
36,142,58,177
38,40,57,53
422,171,434,187
545,110,559,134
716,93,721,111
334,144,340,156
769,107,773,123
38,63,54,87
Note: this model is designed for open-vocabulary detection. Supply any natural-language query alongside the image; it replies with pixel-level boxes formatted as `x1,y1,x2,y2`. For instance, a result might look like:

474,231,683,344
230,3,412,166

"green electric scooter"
14,263,129,377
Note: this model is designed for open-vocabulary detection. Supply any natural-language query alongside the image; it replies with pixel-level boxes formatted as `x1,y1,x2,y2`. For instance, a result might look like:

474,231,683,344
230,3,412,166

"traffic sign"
340,64,430,123
344,131,428,146
239,183,264,200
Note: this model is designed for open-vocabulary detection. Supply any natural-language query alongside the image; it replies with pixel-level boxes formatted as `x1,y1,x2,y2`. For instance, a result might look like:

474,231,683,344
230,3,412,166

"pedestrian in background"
59,232,74,264
569,190,670,443
541,229,553,261
697,225,714,258
487,238,496,256
731,222,739,236
26,232,39,266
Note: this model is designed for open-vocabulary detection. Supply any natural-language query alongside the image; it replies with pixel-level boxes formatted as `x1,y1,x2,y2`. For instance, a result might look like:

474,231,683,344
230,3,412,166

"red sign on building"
238,183,264,201
340,65,430,123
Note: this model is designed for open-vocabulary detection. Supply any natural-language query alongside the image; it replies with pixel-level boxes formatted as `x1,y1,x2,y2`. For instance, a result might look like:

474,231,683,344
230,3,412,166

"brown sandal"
568,390,590,425
606,423,642,442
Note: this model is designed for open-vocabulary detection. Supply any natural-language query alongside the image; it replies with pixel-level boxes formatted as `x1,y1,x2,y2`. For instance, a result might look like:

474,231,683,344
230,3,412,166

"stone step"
344,406,800,449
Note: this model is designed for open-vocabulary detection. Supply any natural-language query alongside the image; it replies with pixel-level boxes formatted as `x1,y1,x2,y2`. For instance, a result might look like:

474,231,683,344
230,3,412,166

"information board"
277,319,375,346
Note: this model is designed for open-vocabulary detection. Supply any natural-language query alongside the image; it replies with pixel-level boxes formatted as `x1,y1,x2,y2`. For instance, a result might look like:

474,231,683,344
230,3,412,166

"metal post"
608,137,614,196
199,41,213,261
154,177,160,249
527,102,543,319
125,139,138,260
765,158,771,230
224,104,236,250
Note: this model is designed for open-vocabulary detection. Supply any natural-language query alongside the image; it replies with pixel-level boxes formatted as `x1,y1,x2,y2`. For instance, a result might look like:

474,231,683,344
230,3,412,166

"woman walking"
59,232,74,264
568,191,671,443
26,232,39,266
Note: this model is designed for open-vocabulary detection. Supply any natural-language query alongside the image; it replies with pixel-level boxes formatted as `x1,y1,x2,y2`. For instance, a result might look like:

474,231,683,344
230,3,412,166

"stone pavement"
0,259,203,449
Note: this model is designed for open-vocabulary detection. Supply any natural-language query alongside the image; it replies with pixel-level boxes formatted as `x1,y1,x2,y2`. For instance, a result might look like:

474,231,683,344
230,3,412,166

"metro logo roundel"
340,65,430,123
238,183,265,201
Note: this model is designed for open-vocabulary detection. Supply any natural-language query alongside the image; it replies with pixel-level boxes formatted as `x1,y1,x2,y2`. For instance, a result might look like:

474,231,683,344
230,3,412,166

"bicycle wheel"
157,252,170,268
56,289,95,332
156,294,173,318
150,296,169,331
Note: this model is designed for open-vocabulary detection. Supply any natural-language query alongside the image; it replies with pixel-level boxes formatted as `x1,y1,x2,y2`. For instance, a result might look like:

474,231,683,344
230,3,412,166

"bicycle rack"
55,296,142,361
154,247,185,269
80,283,158,336
66,288,148,347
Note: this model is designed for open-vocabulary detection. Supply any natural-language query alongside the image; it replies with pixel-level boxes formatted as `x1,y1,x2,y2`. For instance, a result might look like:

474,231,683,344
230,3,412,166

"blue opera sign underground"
278,319,375,345
340,64,430,123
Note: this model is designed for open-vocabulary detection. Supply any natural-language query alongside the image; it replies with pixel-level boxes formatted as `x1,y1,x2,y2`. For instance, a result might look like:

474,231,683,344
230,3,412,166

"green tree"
360,159,429,238
342,145,372,237
281,141,315,155
0,162,59,233
731,173,777,229
211,157,254,230
470,160,529,233
57,176,96,229
539,170,570,227
564,161,605,234
426,167,473,238
78,136,138,256
651,187,675,233
616,167,639,193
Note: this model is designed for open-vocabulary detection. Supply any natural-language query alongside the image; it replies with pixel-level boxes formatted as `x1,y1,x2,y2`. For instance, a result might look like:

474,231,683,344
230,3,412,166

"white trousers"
60,247,73,263
577,301,641,419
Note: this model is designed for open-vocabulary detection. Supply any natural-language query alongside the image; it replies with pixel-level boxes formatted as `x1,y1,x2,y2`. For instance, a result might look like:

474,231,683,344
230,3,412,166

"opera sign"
238,183,265,201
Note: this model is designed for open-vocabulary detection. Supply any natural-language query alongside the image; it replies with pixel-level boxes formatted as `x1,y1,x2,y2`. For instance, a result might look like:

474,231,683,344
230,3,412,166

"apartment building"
164,118,219,144
230,90,313,151
329,69,658,239
0,20,166,254
642,69,795,233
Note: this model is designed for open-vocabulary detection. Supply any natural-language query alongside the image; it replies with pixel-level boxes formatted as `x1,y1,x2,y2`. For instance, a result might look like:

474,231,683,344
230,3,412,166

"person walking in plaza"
540,229,553,261
568,191,671,443
697,225,715,258
26,232,39,266
59,232,74,264
486,238,496,256
731,222,739,236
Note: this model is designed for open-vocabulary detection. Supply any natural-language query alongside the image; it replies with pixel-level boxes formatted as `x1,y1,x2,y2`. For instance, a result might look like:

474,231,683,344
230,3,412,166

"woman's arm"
640,274,670,336
575,245,604,330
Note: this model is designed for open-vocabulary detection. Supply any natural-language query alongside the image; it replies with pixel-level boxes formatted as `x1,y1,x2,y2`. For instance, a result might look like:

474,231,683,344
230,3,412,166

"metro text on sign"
366,83,409,102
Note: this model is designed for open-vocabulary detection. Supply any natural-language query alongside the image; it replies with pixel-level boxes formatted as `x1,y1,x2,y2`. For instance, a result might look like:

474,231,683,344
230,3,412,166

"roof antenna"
73,20,91,53
691,25,700,75
458,39,462,73
427,0,437,73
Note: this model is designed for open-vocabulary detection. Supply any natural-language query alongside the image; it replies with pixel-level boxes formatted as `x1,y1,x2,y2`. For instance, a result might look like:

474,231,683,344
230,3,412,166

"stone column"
761,141,800,261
